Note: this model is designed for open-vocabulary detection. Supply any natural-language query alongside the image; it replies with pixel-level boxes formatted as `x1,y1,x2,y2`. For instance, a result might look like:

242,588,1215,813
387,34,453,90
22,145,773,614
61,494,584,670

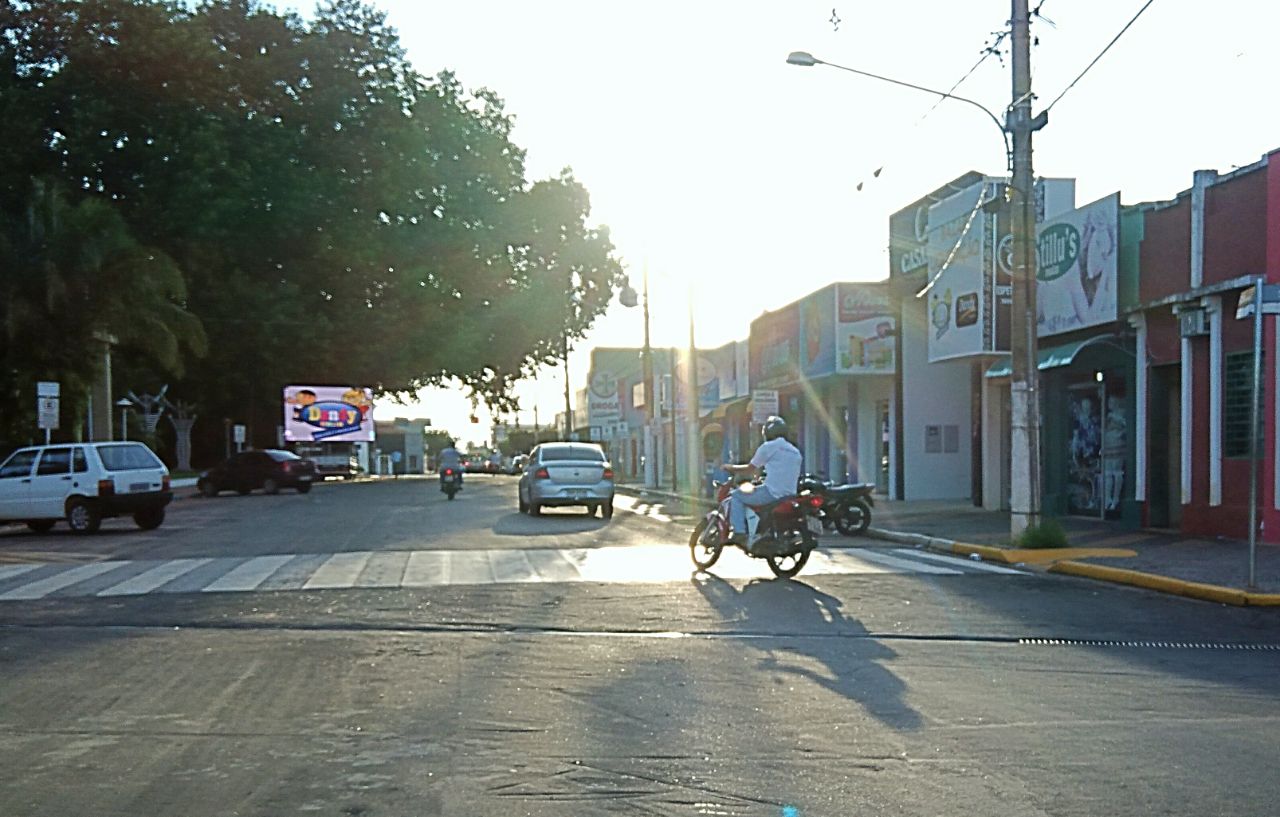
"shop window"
1224,350,1260,458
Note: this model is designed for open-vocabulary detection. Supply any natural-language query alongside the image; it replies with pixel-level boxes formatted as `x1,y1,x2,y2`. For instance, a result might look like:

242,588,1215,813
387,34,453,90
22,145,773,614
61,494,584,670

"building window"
1224,350,1260,458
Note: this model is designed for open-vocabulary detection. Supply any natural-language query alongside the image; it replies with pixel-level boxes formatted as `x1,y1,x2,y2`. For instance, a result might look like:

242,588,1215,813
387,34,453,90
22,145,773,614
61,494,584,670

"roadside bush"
1015,517,1069,549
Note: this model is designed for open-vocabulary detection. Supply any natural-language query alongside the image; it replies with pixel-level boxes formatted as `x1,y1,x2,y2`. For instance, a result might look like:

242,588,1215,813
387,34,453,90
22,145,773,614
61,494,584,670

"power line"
1043,0,1156,113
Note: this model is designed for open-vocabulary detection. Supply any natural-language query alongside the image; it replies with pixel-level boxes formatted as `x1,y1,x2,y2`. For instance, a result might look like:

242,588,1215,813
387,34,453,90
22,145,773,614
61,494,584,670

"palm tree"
0,177,206,445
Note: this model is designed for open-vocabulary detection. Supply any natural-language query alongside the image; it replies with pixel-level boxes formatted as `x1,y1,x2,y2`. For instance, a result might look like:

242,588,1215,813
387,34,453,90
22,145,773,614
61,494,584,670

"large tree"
0,0,624,459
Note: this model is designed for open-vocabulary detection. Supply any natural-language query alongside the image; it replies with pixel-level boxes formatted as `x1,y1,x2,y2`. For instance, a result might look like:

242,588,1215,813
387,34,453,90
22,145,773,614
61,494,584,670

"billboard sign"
587,368,622,425
749,304,799,388
1036,193,1120,337
836,284,896,374
799,286,837,377
283,385,375,442
926,179,993,361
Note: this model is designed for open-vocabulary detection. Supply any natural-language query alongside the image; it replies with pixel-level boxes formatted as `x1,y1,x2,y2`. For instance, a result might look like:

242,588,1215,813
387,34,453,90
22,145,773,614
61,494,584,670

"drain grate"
1020,638,1280,651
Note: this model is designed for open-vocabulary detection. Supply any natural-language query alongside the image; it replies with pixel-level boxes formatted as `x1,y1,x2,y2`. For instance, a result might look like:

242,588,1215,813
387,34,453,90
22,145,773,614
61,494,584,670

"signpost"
1235,279,1275,589
37,381,59,444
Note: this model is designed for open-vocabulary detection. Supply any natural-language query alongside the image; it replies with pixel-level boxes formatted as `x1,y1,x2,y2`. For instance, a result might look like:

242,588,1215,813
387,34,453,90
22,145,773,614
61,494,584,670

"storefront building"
1129,148,1280,541
748,283,895,488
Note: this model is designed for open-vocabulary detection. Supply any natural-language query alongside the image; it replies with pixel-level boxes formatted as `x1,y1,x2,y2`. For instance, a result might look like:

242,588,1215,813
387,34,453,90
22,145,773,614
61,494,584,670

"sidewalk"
869,498,1280,605
617,485,1280,605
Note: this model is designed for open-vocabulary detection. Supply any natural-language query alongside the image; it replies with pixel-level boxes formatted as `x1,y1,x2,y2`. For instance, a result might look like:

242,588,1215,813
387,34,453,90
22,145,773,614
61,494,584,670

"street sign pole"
1248,278,1264,588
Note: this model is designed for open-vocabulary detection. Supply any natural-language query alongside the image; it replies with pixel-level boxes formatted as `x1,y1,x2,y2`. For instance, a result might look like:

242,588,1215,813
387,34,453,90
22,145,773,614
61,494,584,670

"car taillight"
807,494,825,509
162,475,170,490
603,468,614,480
97,479,114,496
534,467,550,480
444,468,454,476
281,462,293,472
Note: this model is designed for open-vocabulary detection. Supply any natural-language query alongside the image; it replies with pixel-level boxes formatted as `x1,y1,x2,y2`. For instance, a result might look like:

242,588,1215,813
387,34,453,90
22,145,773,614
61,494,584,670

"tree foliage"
0,0,624,458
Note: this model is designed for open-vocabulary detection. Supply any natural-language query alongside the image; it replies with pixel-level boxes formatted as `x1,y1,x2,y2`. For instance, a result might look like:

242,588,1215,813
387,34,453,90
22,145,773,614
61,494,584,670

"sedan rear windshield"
96,444,164,472
540,446,605,462
266,450,302,462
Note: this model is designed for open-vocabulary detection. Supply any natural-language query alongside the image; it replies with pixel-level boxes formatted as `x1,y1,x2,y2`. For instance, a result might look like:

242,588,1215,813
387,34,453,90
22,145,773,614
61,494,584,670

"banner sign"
1036,193,1120,337
283,385,375,442
926,180,995,362
836,284,896,374
751,390,779,424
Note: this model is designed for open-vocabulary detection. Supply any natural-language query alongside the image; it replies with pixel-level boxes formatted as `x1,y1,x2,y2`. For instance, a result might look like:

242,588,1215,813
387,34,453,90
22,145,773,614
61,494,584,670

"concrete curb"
1049,560,1280,607
866,524,1280,607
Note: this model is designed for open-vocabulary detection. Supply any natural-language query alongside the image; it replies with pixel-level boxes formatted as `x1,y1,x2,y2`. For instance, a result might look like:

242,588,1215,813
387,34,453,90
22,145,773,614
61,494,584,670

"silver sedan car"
518,442,615,518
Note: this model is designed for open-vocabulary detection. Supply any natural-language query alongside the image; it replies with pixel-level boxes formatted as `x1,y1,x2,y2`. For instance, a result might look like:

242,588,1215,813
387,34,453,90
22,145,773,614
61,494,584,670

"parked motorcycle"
440,467,461,500
689,480,826,579
797,474,873,536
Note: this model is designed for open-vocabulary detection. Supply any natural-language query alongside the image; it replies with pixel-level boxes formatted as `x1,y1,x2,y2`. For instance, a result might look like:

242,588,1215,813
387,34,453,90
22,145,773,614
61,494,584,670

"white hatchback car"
0,442,172,534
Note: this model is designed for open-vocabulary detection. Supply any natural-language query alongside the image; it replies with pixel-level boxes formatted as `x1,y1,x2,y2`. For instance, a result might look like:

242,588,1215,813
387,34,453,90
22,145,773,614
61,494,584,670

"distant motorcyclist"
720,415,803,547
438,440,463,488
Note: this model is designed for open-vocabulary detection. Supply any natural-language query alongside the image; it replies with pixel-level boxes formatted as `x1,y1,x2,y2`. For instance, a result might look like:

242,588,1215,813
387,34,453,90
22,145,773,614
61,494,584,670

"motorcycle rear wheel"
766,529,815,579
689,519,723,570
834,499,871,536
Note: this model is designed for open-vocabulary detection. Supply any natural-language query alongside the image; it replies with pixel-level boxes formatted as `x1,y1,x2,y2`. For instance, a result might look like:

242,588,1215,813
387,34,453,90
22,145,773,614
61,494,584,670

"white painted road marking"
0,545,1024,601
98,558,211,597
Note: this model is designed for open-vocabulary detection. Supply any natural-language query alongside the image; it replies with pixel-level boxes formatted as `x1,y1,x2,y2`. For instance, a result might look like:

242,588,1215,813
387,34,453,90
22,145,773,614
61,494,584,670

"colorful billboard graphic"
836,284,895,374
926,179,992,362
749,304,799,388
283,385,375,442
1037,193,1120,337
799,286,837,377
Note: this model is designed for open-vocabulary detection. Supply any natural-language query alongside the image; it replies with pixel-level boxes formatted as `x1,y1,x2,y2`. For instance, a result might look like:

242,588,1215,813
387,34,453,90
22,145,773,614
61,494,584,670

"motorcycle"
797,474,874,536
440,467,461,500
689,479,826,579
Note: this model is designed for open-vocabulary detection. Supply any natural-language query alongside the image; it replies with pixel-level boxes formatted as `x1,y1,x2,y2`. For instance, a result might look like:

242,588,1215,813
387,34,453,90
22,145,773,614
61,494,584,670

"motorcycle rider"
438,439,463,490
721,415,803,548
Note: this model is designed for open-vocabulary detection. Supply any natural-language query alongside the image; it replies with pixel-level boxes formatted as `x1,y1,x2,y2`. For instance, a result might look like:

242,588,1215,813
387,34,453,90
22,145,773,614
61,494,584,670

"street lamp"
116,398,133,442
788,6,1046,539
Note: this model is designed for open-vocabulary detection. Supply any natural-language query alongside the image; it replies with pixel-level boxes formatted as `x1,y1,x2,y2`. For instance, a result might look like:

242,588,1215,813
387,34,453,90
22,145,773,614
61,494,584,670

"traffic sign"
38,397,59,430
233,424,246,443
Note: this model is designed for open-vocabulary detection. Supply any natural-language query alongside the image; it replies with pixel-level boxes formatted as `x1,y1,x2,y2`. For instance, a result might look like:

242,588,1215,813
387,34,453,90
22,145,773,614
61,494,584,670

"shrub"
1015,517,1069,549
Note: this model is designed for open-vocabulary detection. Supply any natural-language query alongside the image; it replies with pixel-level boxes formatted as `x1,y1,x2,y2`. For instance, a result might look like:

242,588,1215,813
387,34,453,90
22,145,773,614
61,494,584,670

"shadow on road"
491,511,609,537
692,573,924,731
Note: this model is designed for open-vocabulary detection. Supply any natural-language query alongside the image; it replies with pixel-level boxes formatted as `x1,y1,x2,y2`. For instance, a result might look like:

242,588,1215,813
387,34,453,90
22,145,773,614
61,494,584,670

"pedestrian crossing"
0,545,1024,602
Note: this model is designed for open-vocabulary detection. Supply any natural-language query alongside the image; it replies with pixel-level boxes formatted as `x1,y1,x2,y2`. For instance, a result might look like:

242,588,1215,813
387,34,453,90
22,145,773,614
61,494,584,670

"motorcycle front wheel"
834,499,871,536
689,519,723,571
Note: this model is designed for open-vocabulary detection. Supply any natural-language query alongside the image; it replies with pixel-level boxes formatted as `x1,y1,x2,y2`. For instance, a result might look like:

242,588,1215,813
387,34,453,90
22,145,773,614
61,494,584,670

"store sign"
1036,193,1120,337
799,286,836,377
751,390,779,424
836,284,896,374
587,369,621,424
749,304,799,388
283,385,375,442
926,180,994,362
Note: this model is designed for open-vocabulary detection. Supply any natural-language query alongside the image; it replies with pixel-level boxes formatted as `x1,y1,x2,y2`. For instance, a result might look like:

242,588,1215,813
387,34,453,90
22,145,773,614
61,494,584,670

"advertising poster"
1037,193,1121,337
283,385,375,442
836,284,896,374
926,180,993,362
799,286,836,377
749,304,799,388
1067,388,1103,516
587,368,621,425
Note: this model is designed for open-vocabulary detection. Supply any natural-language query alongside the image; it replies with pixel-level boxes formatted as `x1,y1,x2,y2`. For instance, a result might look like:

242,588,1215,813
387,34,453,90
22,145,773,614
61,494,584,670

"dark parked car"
197,449,317,497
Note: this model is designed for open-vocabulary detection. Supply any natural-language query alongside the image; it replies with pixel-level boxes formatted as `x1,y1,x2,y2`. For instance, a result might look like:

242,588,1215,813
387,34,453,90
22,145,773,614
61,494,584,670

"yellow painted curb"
1048,561,1270,606
946,544,1137,565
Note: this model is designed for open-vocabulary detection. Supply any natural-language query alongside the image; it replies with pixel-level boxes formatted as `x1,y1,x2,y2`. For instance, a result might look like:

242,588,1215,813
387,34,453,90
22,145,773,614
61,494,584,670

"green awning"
983,334,1116,379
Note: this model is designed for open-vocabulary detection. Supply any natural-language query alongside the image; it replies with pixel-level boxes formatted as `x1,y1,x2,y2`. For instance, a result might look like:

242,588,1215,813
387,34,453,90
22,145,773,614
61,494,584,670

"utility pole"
642,265,656,486
1008,0,1046,537
563,330,573,440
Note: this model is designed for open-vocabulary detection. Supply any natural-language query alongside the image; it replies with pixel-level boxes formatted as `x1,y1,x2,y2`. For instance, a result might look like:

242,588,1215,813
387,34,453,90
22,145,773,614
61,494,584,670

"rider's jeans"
729,485,781,536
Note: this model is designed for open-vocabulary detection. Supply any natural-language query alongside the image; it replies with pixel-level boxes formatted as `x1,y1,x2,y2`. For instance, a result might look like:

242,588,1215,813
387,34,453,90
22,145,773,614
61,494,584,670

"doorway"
1148,365,1182,528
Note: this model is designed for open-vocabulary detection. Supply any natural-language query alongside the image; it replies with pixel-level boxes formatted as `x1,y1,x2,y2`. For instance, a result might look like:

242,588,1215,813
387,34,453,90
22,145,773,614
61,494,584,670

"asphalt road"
2,476,1278,816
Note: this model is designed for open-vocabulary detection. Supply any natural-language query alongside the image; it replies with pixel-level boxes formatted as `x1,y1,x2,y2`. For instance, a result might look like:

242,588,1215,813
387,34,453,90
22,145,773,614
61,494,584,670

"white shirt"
750,437,803,497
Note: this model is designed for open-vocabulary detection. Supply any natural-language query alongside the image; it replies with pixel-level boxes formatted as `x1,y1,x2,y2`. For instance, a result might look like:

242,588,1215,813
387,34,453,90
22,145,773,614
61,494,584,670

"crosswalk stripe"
304,551,373,589
845,549,963,575
0,561,126,600
402,550,450,586
0,544,1024,602
98,558,212,597
0,564,41,582
202,555,295,593
895,548,1026,575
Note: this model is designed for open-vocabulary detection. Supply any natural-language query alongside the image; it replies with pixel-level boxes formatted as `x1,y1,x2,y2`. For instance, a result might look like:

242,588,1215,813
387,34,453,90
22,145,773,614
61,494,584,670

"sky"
357,0,1280,445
